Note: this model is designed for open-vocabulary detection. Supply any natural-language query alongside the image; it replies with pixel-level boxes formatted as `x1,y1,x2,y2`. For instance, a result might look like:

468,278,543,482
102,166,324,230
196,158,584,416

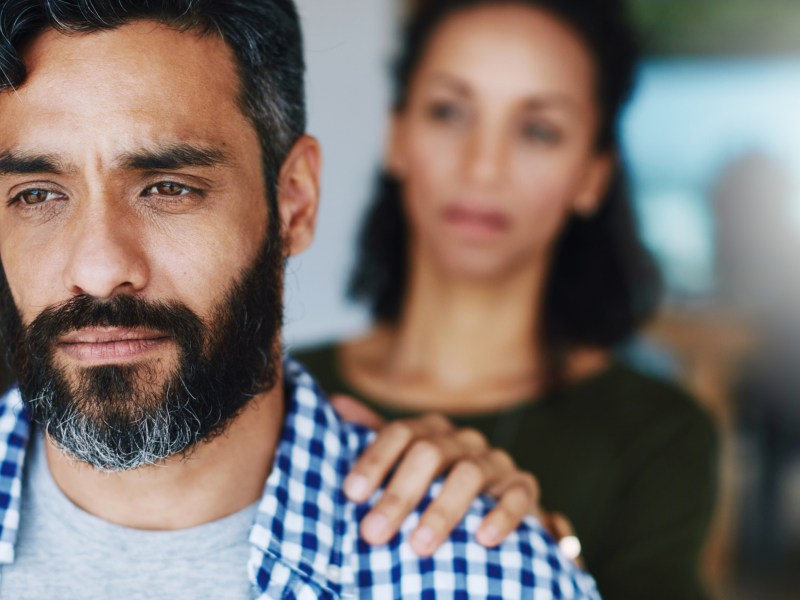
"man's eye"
144,182,193,197
11,189,65,206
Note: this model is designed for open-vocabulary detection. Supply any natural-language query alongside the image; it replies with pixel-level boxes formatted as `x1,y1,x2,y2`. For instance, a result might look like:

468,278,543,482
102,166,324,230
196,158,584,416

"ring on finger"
558,535,582,561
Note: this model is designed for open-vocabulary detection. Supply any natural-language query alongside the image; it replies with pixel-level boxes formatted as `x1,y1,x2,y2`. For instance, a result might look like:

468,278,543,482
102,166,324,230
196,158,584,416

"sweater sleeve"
591,399,720,600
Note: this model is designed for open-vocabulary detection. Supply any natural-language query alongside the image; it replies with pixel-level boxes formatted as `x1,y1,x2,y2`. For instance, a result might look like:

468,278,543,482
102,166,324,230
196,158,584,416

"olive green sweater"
294,343,719,600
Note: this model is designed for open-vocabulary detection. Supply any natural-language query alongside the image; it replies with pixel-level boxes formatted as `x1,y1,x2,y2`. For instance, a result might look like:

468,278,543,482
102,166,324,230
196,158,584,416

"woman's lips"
58,328,171,363
441,204,510,237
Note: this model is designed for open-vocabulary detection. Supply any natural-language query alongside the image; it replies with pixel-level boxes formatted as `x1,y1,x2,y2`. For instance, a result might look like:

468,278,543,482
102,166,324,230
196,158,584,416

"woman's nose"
462,126,506,187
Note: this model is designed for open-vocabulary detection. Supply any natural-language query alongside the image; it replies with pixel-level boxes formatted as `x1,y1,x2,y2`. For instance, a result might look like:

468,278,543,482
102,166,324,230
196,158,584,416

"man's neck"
43,377,285,531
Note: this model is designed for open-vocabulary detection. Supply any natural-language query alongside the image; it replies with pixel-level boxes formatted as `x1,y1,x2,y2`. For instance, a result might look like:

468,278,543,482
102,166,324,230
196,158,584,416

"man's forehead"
0,21,256,172
23,21,237,77
0,22,242,125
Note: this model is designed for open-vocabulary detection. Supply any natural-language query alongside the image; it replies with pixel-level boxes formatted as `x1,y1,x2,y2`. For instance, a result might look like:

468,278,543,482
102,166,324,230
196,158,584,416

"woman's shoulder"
290,340,347,396
290,335,389,407
568,363,718,448
292,340,340,367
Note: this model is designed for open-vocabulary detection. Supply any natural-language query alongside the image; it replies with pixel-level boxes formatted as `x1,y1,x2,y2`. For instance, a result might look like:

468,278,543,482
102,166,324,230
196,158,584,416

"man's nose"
61,201,149,299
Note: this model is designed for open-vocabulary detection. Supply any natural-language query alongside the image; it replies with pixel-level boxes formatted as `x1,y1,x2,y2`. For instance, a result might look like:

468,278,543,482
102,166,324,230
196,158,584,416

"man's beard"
0,230,285,472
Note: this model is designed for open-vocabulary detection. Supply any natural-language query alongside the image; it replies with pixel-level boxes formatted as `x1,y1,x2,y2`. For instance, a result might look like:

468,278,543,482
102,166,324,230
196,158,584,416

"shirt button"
326,565,342,583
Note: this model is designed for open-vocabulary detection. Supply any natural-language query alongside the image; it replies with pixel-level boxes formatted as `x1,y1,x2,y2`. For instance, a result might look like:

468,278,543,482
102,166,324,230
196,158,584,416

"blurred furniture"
643,306,756,596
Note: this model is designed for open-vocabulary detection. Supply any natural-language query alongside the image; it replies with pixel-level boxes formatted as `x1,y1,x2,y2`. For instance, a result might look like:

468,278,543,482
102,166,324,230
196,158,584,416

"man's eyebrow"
0,151,71,176
117,144,231,170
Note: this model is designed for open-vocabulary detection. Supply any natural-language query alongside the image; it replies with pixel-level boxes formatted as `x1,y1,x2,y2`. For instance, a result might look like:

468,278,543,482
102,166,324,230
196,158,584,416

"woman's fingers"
346,414,548,556
357,425,488,545
410,449,507,555
476,471,541,547
343,413,453,503
546,511,575,539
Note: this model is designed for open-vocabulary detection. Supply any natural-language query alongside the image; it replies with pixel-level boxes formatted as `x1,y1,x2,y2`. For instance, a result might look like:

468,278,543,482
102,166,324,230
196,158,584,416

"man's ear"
276,135,322,257
573,152,614,217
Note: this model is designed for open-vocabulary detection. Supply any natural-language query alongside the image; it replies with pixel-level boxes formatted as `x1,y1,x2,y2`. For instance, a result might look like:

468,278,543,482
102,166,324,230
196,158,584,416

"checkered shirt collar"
247,358,358,597
0,360,357,596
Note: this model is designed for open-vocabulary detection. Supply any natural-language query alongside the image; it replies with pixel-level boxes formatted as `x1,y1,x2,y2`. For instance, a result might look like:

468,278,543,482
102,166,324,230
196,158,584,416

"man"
0,0,598,597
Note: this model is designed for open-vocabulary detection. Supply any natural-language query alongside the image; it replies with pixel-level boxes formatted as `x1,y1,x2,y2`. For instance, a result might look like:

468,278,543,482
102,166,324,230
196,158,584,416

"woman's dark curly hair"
349,0,661,363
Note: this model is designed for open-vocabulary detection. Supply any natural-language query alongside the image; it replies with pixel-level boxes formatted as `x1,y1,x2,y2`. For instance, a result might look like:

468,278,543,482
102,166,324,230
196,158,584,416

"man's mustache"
23,295,204,349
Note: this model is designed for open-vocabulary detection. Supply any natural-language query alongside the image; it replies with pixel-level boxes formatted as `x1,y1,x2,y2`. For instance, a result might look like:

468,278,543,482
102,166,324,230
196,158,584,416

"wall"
285,0,396,349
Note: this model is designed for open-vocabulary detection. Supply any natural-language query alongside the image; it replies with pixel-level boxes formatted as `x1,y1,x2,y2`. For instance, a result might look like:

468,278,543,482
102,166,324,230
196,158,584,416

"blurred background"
287,1,800,598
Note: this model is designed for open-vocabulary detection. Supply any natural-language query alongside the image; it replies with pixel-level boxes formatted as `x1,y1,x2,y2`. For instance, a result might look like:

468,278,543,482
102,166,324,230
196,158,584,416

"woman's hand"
331,394,545,557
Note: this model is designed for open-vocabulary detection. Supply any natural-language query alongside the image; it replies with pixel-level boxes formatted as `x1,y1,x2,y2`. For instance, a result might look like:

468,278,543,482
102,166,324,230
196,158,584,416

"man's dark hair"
0,0,306,215
349,0,661,376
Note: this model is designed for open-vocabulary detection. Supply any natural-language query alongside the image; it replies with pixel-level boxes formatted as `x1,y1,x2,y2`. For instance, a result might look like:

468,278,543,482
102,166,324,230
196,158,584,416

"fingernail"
477,523,500,546
362,513,389,541
411,526,436,554
344,474,369,500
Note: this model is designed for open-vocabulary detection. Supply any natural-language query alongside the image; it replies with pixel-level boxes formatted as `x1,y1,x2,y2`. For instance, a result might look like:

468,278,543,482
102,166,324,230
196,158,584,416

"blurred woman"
297,0,718,597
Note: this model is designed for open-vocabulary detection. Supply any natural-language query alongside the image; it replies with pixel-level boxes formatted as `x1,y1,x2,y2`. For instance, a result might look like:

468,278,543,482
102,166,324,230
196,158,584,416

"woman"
297,0,718,597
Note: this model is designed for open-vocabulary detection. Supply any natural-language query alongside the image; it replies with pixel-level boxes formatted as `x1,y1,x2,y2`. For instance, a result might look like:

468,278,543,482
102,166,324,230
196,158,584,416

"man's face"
0,22,283,470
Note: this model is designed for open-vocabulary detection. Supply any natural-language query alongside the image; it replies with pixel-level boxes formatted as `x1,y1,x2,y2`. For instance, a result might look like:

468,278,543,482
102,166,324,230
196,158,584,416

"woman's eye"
428,101,467,124
144,182,193,197
11,189,65,206
520,122,561,145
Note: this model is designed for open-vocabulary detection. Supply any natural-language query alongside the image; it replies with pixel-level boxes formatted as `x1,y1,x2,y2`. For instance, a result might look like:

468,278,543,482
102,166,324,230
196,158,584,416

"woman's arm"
592,403,719,599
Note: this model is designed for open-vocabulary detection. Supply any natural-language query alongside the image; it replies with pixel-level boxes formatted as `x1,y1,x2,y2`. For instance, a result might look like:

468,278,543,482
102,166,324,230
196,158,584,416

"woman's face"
389,4,612,279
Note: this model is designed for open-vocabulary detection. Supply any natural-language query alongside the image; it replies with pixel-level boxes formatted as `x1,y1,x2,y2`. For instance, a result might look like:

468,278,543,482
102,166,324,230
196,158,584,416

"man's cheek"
1,275,27,319
10,265,63,322
7,280,39,325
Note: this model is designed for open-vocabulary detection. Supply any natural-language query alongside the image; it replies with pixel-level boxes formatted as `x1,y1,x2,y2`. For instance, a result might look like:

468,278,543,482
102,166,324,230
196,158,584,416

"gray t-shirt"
0,432,258,599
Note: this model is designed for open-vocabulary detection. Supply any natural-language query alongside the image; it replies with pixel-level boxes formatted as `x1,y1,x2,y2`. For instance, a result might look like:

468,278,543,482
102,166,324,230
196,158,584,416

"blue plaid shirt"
0,359,599,599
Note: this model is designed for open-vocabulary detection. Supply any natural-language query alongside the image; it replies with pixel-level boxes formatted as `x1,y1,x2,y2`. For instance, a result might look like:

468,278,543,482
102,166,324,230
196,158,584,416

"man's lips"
57,328,171,362
59,327,167,344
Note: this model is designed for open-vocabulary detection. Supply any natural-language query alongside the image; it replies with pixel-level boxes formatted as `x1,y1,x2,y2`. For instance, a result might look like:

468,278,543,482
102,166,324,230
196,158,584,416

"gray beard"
29,365,212,472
